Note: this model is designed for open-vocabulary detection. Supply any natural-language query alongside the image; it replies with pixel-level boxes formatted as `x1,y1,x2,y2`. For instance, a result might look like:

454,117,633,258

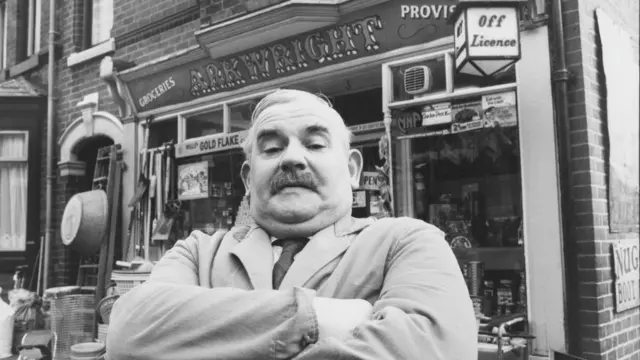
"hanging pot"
60,190,109,256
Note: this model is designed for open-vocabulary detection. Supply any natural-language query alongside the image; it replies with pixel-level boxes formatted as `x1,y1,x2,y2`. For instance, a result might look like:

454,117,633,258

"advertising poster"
597,9,639,232
396,91,518,139
177,161,209,200
360,171,382,191
352,191,366,208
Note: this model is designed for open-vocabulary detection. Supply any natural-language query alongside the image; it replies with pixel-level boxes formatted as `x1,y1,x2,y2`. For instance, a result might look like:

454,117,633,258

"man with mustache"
107,89,477,359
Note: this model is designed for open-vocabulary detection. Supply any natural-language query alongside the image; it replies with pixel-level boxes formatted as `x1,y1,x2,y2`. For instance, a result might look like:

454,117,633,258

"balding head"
243,89,353,161
239,89,363,238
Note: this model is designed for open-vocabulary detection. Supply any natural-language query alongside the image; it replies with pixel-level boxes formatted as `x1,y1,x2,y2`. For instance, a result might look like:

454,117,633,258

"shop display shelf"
454,247,525,271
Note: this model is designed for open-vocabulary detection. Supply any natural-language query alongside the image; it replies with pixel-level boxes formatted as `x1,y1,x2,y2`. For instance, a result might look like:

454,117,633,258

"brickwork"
199,0,286,28
561,0,640,358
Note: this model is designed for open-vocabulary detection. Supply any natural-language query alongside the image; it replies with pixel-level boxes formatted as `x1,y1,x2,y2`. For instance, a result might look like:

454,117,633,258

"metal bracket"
551,69,572,83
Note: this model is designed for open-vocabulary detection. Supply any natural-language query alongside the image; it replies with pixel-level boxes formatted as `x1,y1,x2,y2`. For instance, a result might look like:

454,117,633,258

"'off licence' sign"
612,242,640,312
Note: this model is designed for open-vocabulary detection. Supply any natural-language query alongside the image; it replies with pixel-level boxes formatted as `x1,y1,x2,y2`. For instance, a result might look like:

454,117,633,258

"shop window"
148,118,178,148
390,55,447,103
454,66,516,91
405,91,526,318
0,132,29,252
176,151,245,236
185,109,224,140
332,88,383,126
229,102,255,133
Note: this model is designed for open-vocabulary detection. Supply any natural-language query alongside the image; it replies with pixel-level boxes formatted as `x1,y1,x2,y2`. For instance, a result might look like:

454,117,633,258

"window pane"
1,2,6,69
92,0,113,45
148,119,177,148
405,91,526,318
0,133,28,159
0,163,28,251
332,88,383,126
185,110,224,139
229,102,254,133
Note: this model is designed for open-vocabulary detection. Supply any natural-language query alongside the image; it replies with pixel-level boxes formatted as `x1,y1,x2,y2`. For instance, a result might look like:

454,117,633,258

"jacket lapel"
229,226,273,290
278,217,375,289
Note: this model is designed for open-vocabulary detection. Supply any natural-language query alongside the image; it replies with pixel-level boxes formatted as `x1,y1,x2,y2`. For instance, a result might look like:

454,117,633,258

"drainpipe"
43,0,57,292
550,0,579,354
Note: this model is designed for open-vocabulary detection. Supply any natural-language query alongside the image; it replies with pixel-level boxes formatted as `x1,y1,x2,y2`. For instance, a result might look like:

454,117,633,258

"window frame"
26,0,41,57
84,0,114,49
0,130,30,253
0,0,7,69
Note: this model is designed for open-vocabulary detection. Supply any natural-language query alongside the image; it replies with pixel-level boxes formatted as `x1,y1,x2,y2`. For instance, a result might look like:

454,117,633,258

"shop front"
103,0,566,357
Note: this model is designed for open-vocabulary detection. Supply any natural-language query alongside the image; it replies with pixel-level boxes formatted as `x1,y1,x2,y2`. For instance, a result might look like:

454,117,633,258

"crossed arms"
106,220,478,360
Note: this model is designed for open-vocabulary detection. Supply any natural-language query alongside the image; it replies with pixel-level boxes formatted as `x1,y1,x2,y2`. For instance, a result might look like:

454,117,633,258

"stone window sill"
67,38,116,68
8,44,63,78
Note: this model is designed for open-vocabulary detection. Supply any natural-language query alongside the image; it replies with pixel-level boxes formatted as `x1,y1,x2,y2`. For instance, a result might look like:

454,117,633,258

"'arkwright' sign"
612,242,640,312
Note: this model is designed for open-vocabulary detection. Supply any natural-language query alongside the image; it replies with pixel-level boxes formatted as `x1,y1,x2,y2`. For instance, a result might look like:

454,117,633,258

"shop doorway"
68,135,115,284
331,88,385,218
74,135,115,192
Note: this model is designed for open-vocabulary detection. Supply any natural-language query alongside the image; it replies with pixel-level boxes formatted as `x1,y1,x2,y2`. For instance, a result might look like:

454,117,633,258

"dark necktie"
272,238,309,289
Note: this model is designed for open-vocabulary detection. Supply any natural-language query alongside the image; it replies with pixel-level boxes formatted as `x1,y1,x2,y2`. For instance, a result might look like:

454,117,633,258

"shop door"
351,141,385,218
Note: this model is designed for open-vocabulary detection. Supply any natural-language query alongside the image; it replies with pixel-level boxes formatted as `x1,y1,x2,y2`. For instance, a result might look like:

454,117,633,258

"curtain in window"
92,0,113,45
0,134,28,251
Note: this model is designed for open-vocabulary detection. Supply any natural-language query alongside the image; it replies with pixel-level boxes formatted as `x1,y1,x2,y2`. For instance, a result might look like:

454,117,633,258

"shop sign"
352,191,366,208
176,131,248,158
422,102,452,126
395,109,423,135
612,242,640,312
452,1,524,77
125,0,458,112
348,122,385,134
360,171,382,191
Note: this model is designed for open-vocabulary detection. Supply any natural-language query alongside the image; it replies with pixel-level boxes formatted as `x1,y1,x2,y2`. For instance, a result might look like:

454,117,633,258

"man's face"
241,101,363,237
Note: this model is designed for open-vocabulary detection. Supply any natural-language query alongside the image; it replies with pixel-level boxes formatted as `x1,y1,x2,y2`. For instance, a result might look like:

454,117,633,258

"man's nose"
280,141,307,171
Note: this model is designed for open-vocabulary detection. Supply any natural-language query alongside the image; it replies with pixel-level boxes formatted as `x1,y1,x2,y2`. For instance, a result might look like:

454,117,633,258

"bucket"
61,190,109,256
0,287,15,358
70,342,106,360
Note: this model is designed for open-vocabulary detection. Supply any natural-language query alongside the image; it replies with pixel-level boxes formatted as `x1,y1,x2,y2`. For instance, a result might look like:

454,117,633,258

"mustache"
270,171,318,193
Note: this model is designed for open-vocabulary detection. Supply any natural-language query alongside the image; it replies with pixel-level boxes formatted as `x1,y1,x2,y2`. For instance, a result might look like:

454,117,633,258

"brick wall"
199,0,286,28
561,0,640,358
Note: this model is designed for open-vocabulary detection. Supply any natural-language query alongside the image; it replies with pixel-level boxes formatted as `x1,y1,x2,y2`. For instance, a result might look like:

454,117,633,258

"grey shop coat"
106,216,478,360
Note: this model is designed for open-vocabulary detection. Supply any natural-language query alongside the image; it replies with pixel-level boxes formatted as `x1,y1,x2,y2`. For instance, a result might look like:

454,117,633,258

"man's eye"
307,144,325,150
264,147,282,154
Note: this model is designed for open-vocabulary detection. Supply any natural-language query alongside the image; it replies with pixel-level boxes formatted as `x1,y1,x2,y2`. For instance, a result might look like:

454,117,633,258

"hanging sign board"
612,242,640,312
452,1,524,77
176,131,248,158
360,171,382,191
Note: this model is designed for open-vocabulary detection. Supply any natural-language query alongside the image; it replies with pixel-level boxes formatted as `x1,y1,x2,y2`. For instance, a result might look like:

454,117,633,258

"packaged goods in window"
496,279,514,315
483,280,495,317
470,295,484,317
467,261,485,296
352,191,366,208
518,272,527,313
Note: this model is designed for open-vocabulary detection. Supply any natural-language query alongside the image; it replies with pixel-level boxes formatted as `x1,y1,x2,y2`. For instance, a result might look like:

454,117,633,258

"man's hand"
313,297,373,340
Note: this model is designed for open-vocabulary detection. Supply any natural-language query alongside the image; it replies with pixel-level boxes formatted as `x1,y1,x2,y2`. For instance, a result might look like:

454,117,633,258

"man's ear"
347,149,363,190
240,161,251,195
